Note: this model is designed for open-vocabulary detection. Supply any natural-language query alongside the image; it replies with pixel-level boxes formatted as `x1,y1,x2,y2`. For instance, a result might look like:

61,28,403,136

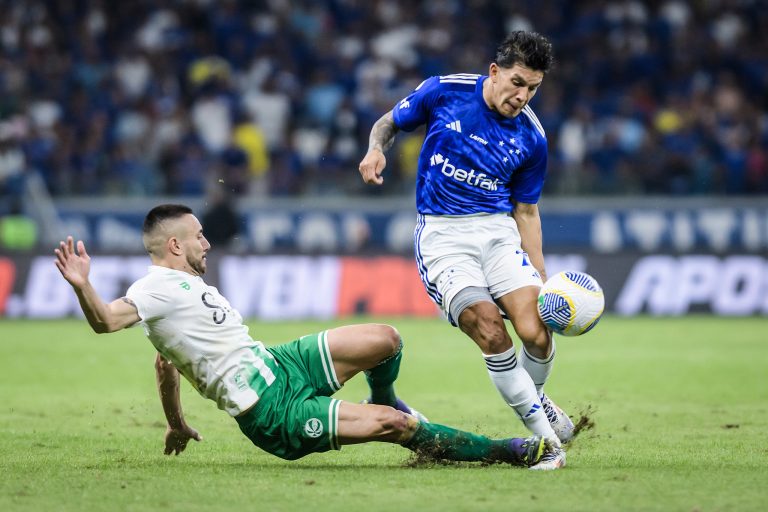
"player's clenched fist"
358,149,386,185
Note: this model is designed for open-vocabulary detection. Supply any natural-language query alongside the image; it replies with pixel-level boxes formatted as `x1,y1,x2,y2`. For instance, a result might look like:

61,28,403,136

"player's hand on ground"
358,149,386,185
54,236,91,289
163,424,202,455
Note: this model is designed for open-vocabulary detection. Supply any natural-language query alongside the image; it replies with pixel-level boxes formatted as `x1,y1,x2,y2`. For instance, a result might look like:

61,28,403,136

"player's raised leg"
326,324,426,420
335,401,546,467
456,299,557,442
497,287,574,445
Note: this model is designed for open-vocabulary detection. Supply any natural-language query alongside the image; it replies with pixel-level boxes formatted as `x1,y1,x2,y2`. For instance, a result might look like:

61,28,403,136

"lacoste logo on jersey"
445,120,462,132
304,418,323,438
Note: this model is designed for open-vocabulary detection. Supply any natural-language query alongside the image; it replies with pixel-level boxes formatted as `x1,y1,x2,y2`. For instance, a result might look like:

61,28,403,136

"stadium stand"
0,0,765,205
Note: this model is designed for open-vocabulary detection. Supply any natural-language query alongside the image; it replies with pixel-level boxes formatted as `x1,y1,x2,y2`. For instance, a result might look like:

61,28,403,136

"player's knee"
373,324,401,357
460,313,510,354
516,318,550,349
482,331,513,354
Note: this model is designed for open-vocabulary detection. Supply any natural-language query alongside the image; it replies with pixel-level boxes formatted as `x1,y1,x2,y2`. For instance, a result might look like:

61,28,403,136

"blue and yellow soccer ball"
537,271,605,337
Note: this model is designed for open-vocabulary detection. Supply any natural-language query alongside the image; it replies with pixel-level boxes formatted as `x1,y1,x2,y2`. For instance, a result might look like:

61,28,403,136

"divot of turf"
571,404,596,440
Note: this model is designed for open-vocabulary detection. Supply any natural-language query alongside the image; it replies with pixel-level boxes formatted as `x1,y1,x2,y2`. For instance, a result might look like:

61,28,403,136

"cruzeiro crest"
304,418,323,438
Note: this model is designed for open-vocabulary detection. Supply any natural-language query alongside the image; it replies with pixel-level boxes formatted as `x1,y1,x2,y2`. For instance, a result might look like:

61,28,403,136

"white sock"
483,347,556,439
520,339,556,396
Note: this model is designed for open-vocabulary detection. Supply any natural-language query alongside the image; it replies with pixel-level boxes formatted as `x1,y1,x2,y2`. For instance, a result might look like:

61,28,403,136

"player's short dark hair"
494,31,554,73
143,204,194,234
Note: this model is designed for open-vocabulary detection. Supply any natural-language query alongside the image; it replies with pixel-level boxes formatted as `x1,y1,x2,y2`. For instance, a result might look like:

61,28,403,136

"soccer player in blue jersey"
53,204,548,467
359,32,570,470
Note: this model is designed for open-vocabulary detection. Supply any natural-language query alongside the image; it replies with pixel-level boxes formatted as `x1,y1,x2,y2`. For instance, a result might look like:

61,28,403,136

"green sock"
365,339,402,407
403,422,520,464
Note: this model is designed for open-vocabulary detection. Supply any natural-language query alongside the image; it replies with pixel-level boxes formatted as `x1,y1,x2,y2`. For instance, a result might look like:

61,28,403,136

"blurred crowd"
0,0,766,204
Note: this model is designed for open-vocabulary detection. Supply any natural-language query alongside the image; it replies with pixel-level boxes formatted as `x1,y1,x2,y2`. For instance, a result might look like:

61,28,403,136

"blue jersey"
393,74,548,215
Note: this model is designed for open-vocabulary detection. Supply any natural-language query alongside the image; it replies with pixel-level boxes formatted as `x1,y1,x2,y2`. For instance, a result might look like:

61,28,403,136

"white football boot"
540,393,574,444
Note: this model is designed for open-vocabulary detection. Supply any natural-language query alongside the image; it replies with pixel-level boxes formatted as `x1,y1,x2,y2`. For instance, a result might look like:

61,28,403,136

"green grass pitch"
1,316,765,511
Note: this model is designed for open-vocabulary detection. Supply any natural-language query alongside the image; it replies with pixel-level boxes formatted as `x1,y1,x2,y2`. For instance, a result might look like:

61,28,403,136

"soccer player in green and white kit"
54,204,551,466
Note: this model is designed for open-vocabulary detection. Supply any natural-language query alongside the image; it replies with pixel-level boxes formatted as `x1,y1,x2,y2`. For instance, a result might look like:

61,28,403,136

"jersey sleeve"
126,281,175,322
510,134,548,204
392,76,440,132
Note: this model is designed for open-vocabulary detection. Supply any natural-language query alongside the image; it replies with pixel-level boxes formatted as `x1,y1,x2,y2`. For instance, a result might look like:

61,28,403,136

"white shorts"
414,213,543,323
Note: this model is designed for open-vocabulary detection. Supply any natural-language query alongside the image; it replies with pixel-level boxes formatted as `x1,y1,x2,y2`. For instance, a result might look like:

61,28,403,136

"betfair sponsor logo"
429,153,498,191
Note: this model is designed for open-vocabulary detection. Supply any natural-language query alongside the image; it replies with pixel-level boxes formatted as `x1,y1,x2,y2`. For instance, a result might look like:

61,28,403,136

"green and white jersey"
126,266,278,416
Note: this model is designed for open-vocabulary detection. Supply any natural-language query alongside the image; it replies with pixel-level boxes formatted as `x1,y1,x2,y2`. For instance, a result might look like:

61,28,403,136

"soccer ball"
537,271,605,337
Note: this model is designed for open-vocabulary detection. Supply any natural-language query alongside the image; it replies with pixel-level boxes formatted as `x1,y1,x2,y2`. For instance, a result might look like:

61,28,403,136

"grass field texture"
1,316,766,511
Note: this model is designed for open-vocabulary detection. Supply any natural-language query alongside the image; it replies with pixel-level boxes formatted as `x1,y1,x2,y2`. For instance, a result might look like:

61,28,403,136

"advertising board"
2,253,765,319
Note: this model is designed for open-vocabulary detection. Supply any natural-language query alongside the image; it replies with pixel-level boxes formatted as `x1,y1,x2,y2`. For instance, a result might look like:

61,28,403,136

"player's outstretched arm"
155,353,202,455
359,110,399,185
54,236,140,333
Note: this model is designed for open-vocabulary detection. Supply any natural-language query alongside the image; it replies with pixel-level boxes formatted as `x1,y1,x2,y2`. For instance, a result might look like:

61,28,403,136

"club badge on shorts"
304,418,323,438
